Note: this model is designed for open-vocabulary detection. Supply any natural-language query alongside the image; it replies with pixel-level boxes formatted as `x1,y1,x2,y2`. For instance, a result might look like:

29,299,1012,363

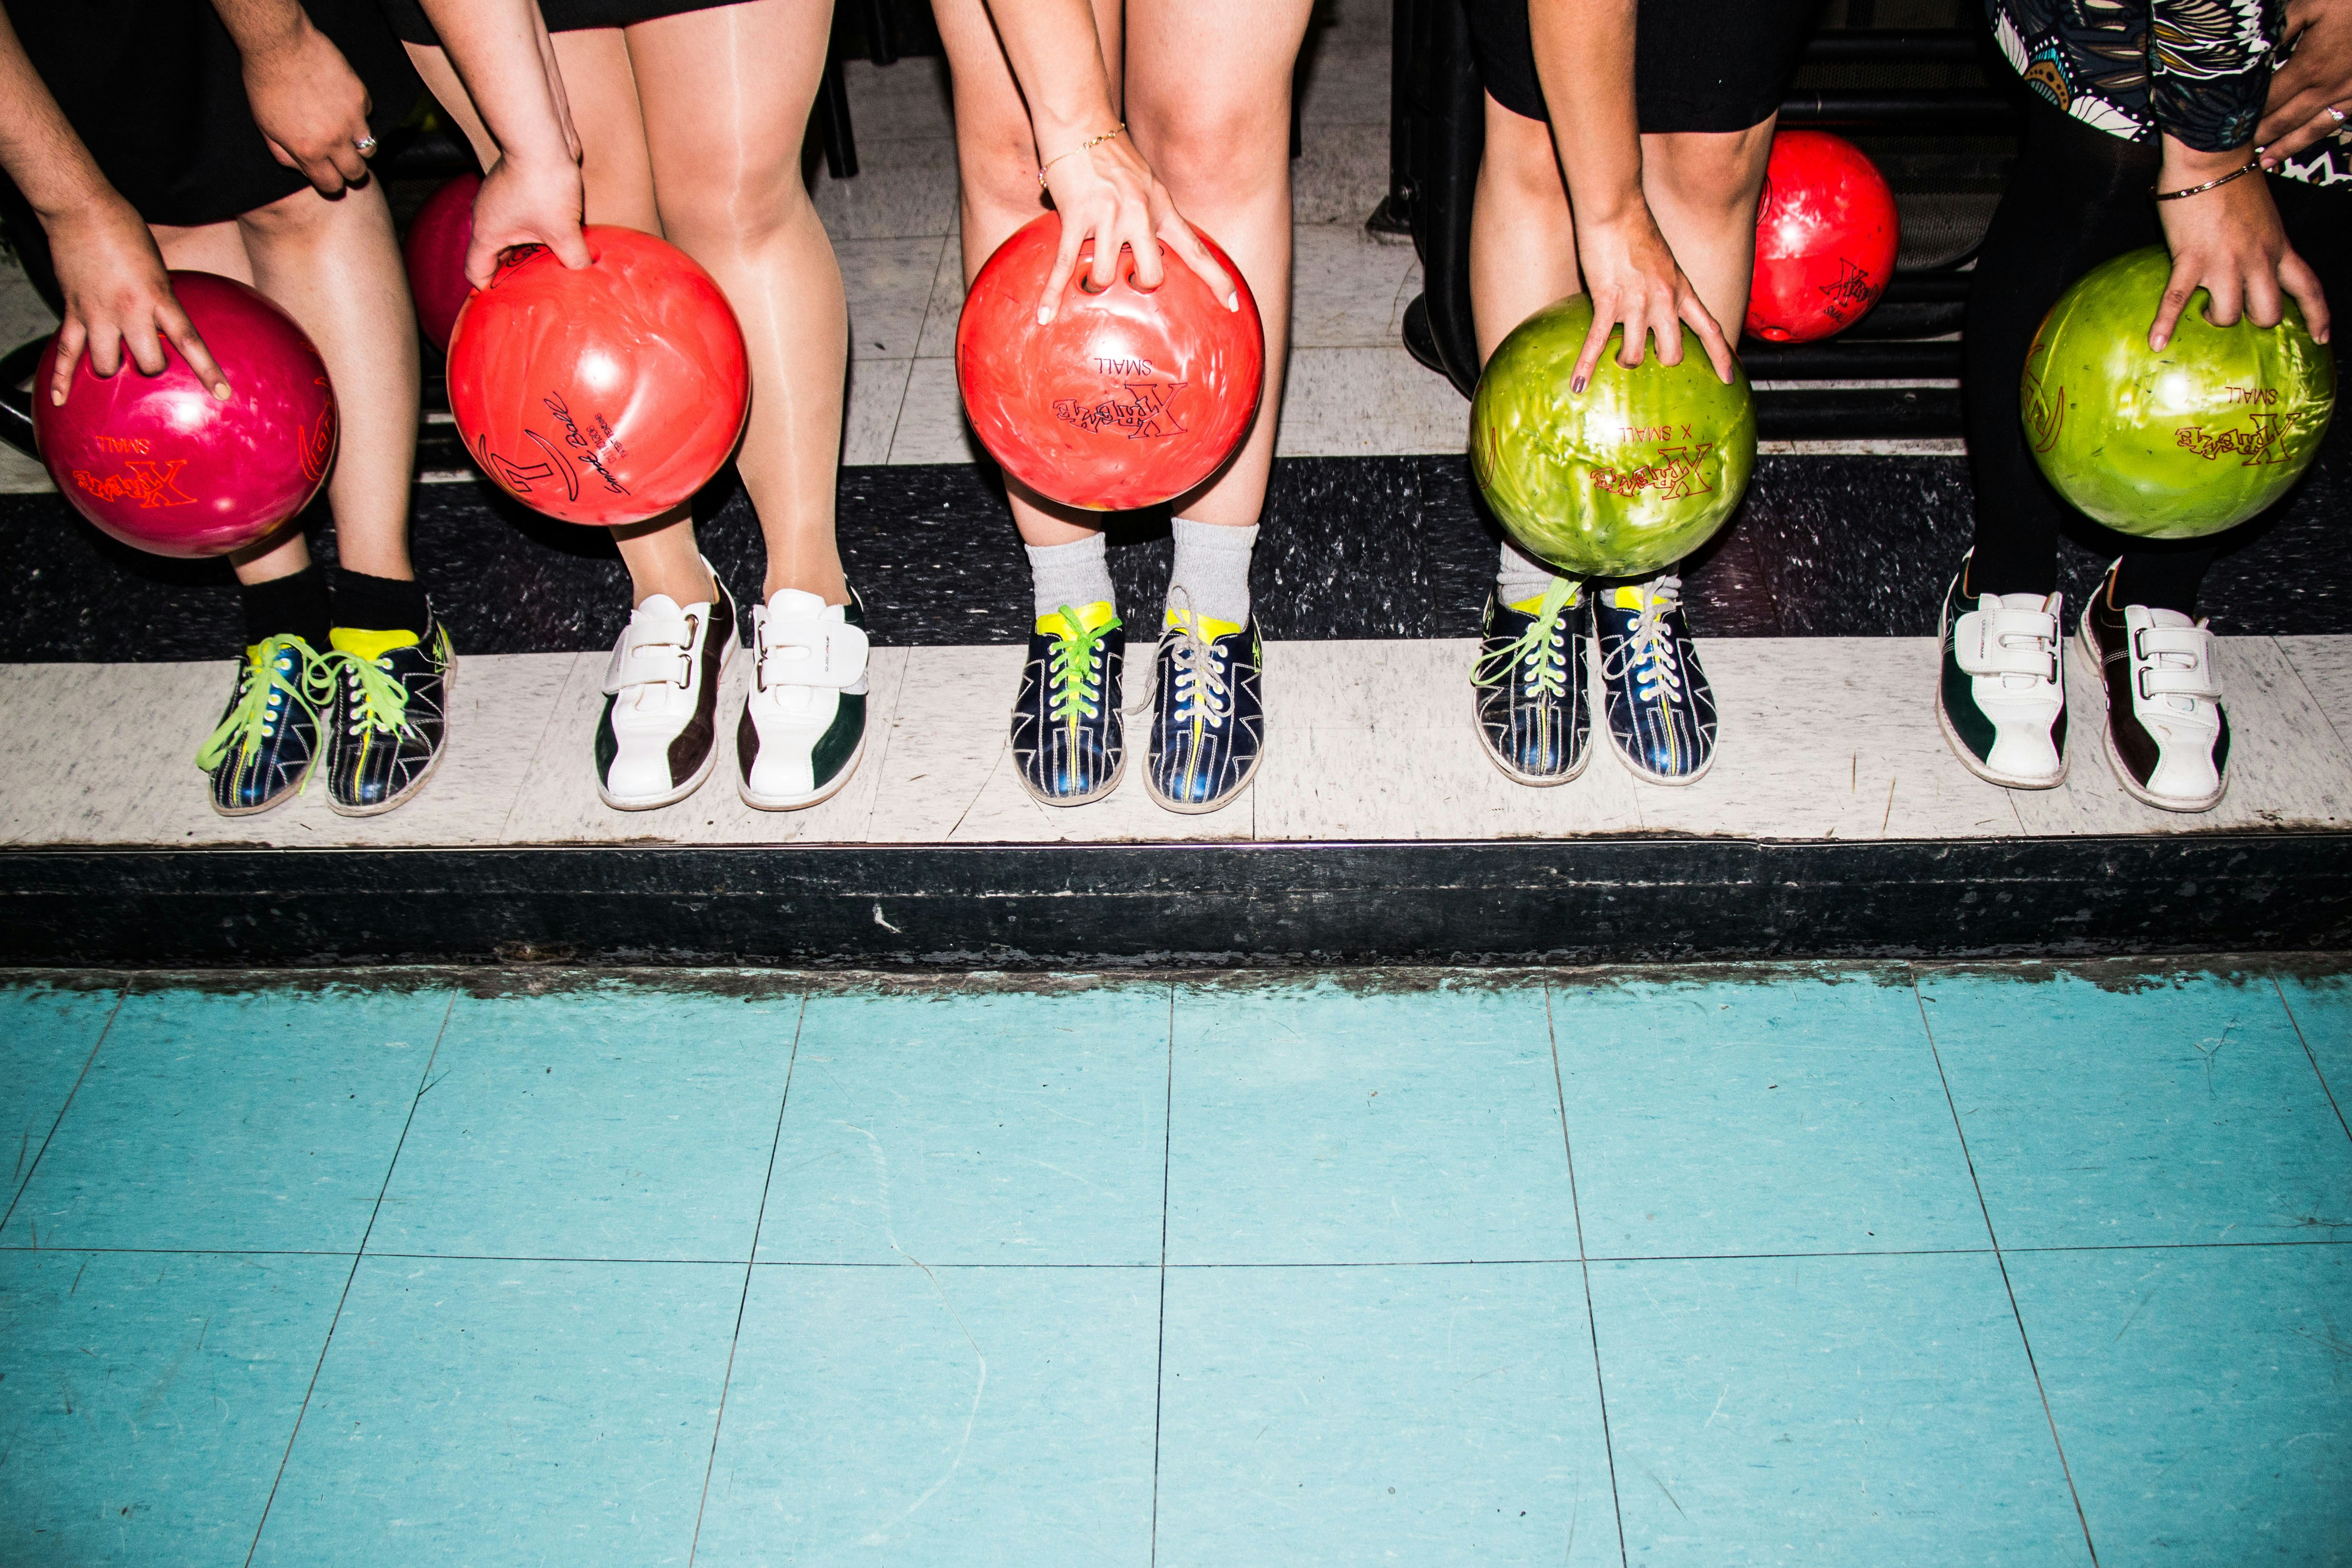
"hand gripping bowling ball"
2022,245,2335,539
1472,294,1757,580
956,212,1264,511
33,271,336,559
403,172,480,354
1745,130,1899,344
447,225,750,527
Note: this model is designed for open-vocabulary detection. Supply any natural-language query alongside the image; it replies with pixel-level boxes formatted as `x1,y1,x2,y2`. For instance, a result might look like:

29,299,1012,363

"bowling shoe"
596,567,738,811
1592,574,1717,786
196,633,335,816
1143,605,1264,814
324,620,456,817
2075,565,2229,813
1471,577,1591,785
737,588,871,811
1936,558,2067,790
1011,601,1126,806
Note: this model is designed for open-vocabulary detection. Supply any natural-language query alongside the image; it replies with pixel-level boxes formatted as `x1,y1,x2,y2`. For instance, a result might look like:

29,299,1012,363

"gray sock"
1025,533,1115,624
1498,539,1564,608
1167,516,1259,627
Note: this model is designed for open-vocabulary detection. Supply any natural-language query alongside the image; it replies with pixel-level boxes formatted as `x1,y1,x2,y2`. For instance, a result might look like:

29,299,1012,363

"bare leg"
1124,0,1314,529
626,0,845,605
1469,92,1581,364
223,182,420,584
406,35,711,606
934,0,1124,547
1639,121,1775,336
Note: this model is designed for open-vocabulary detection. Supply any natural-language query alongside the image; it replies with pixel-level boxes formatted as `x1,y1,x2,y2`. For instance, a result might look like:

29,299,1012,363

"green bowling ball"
1471,294,1757,580
2022,245,2334,539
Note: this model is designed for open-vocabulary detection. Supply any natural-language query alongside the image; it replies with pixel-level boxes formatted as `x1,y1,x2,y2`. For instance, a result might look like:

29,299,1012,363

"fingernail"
1037,306,1053,325
215,383,231,399
50,390,63,405
1225,293,1239,312
1571,376,1587,395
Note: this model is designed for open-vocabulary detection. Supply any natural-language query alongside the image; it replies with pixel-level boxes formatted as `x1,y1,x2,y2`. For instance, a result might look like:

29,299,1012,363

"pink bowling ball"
404,172,479,354
34,272,337,559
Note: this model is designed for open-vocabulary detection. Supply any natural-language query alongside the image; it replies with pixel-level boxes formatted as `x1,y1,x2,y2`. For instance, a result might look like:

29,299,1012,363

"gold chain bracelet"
1037,124,1125,190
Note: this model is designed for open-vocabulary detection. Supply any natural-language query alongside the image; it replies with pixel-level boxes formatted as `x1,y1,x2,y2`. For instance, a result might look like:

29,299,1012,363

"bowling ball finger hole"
1077,275,1112,295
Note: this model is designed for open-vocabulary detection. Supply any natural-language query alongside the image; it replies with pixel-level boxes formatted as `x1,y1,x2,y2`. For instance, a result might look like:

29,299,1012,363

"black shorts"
381,0,756,45
1463,0,1818,133
0,0,419,228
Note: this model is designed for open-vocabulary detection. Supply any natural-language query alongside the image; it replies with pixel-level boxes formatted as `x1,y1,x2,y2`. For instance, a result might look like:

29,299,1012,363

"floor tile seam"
2272,974,2352,1149
1148,977,1175,1568
688,991,806,1568
1911,977,2101,1568
1543,981,1630,1568
0,988,122,1234
493,652,585,843
243,990,459,1568
2273,635,2352,761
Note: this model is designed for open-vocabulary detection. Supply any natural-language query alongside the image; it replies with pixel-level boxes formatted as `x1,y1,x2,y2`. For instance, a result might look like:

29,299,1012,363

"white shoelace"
1165,589,1231,728
1602,575,1685,704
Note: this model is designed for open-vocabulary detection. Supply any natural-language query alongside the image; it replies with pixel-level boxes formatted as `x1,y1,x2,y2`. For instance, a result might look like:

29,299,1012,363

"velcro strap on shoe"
2133,626,2222,701
760,617,869,691
1954,606,2056,679
603,614,693,695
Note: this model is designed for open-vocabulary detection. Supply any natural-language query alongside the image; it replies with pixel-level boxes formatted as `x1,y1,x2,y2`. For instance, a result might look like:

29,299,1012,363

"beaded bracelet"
1037,124,1125,190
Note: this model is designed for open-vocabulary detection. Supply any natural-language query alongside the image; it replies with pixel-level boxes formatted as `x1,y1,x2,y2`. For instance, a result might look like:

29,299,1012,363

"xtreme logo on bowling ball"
1817,260,1876,327
1591,442,1719,501
1053,381,1188,440
2026,364,2291,466
68,459,194,509
2175,414,2290,463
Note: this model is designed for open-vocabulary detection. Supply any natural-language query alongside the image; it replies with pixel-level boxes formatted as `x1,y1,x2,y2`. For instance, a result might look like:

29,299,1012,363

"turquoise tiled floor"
2,962,2348,1567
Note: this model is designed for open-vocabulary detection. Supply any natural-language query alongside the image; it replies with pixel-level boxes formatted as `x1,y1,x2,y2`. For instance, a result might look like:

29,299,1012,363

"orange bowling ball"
447,225,750,527
956,212,1264,511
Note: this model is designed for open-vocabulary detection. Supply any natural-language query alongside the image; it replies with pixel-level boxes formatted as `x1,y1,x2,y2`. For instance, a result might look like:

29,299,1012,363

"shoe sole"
1468,685,1591,787
1014,742,1128,808
598,630,739,812
739,729,869,812
2071,623,2225,814
1932,592,2066,791
327,654,460,819
207,745,319,818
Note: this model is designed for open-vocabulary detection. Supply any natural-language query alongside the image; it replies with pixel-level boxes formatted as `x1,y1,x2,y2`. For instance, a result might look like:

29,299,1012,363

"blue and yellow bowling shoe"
196,633,334,816
1012,600,1125,806
1592,573,1717,786
1143,602,1263,814
1471,575,1590,785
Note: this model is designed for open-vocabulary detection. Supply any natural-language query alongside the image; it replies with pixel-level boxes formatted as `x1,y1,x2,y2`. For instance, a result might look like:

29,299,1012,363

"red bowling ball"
403,172,479,354
446,225,750,527
956,213,1264,511
34,272,336,559
1745,130,1900,344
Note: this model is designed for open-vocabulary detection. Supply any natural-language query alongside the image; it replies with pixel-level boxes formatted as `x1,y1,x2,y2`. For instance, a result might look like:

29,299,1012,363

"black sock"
2111,548,2215,617
240,566,332,650
333,570,433,637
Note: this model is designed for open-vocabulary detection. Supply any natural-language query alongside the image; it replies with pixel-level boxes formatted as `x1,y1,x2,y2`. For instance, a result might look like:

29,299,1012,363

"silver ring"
354,135,379,154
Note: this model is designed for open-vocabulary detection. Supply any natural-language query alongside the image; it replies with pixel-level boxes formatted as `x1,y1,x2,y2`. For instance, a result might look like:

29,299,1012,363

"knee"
236,182,336,240
1129,98,1289,208
1480,105,1567,210
955,121,1047,224
1645,127,1774,224
655,156,812,254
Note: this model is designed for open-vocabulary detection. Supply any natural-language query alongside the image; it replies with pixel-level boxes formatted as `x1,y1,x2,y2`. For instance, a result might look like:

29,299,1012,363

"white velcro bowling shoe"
1936,558,2066,789
595,564,738,811
737,587,871,811
2076,567,2228,813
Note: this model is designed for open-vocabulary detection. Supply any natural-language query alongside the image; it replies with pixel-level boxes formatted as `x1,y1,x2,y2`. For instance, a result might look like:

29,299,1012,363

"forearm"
205,0,311,58
979,0,1120,154
2159,131,2258,183
414,0,573,165
0,11,120,223
1528,0,1645,225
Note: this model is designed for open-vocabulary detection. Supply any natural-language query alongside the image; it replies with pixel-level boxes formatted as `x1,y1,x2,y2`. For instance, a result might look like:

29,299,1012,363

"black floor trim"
6,834,2342,967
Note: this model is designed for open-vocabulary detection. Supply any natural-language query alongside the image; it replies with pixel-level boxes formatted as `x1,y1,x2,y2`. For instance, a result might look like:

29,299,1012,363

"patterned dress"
1988,0,2352,185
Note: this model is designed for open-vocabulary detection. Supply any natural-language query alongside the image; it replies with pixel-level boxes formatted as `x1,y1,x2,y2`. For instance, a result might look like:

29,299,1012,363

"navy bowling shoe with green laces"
1012,601,1125,805
196,633,334,816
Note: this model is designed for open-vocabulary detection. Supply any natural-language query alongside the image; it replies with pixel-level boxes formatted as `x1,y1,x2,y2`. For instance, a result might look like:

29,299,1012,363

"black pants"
1964,93,2352,614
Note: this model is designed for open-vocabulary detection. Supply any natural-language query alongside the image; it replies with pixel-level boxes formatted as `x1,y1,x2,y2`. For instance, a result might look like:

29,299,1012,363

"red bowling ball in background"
403,172,479,354
446,225,750,527
957,212,1264,511
1745,130,1900,344
34,272,336,559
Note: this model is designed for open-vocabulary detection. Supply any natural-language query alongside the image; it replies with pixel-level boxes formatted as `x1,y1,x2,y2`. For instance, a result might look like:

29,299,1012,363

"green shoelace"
1046,604,1120,726
194,634,335,771
340,644,416,740
1472,577,1577,700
